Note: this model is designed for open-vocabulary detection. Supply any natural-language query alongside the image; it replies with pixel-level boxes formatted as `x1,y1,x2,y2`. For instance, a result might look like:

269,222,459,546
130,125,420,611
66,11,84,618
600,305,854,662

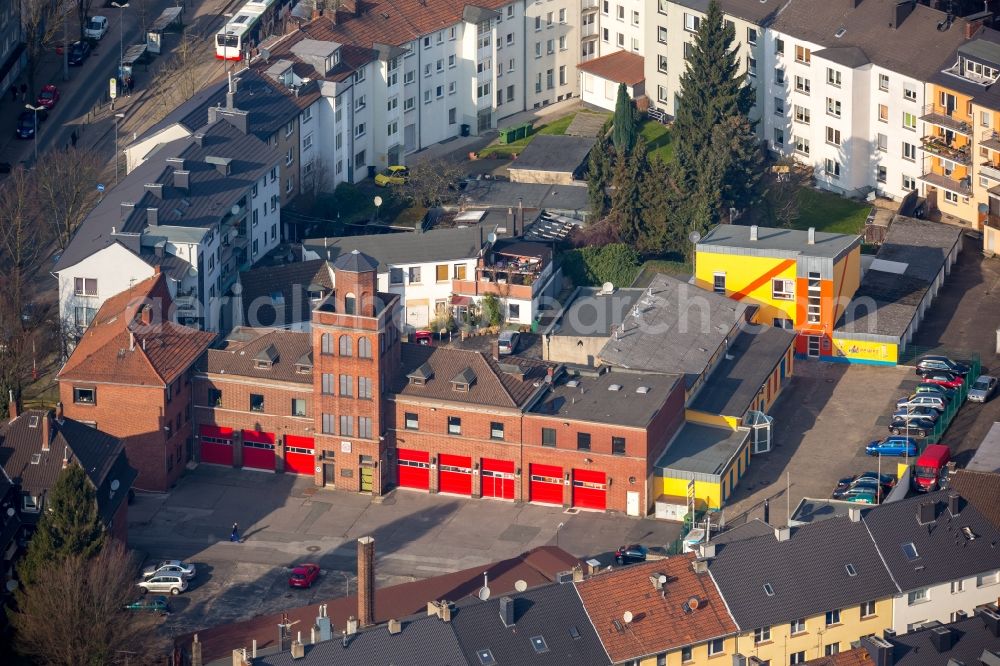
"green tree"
671,0,761,218
587,140,612,220
481,294,503,327
609,139,648,246
638,157,675,254
18,464,106,586
612,83,639,152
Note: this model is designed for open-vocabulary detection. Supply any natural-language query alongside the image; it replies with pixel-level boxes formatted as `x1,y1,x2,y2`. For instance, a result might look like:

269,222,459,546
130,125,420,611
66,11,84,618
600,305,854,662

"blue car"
866,436,918,457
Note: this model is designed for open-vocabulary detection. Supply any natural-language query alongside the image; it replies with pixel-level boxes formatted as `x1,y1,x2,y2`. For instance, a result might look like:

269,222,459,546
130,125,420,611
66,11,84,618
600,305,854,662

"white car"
84,16,108,40
138,574,187,596
142,559,196,580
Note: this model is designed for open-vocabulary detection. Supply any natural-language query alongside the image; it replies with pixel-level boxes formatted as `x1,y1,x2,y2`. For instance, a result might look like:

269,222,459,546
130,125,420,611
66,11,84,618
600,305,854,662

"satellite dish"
231,204,241,216
687,597,700,611
478,586,492,601
373,196,384,207
514,579,527,592
6,507,14,517
5,580,17,592
623,611,633,624
487,232,497,243
111,479,120,491
658,575,667,585
688,231,702,244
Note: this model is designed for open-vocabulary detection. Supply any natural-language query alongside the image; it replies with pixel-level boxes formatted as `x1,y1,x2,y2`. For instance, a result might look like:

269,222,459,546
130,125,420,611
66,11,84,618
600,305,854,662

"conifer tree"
612,83,639,153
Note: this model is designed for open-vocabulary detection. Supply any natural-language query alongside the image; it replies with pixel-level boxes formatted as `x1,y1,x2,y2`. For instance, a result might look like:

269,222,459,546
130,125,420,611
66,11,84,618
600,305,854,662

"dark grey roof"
237,260,333,328
949,470,1000,532
835,216,962,339
771,0,972,82
668,0,784,24
597,274,752,384
547,286,642,338
790,497,859,525
711,519,776,545
654,423,749,478
304,226,488,272
707,515,899,629
931,29,1000,116
866,612,1000,666
688,326,796,417
254,614,469,666
528,367,681,428
452,367,477,386
508,135,595,174
449,582,610,666
958,37,1000,67
56,118,277,273
698,224,861,260
333,249,379,273
138,251,189,281
812,46,870,69
458,180,591,213
862,490,1000,592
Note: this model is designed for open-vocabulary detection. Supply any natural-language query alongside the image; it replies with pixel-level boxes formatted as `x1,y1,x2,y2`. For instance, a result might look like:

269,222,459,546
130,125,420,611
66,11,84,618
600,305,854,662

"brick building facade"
190,251,688,515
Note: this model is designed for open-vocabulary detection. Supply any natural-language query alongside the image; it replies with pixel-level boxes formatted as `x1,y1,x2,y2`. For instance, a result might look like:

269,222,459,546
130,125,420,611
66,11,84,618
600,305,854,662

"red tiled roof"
200,328,313,385
803,648,871,666
575,554,738,663
576,51,645,87
174,546,581,663
58,273,215,387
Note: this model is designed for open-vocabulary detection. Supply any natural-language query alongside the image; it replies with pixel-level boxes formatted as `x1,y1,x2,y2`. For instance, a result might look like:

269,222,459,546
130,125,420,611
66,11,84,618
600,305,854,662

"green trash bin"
520,122,534,138
512,125,526,141
498,128,514,144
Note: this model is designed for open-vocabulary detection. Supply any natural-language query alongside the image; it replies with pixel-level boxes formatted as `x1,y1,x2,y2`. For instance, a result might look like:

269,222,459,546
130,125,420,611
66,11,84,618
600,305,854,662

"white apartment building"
596,0,644,57
761,0,971,200
55,119,282,335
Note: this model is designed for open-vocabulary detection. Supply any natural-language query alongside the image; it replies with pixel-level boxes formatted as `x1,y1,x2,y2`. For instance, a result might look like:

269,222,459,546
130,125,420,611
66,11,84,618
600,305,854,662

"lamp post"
25,104,45,163
373,195,383,222
114,112,125,185
112,2,129,80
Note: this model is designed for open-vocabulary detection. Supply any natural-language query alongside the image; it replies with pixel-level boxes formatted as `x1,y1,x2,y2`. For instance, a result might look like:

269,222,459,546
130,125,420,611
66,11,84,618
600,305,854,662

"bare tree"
34,147,101,250
21,0,62,96
147,34,206,123
76,0,96,41
398,159,465,208
11,542,161,666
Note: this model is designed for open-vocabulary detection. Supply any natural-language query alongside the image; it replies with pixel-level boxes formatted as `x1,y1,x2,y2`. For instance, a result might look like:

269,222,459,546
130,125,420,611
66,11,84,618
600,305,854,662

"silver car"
967,375,998,403
498,331,519,356
896,395,947,412
137,574,188,596
142,559,196,580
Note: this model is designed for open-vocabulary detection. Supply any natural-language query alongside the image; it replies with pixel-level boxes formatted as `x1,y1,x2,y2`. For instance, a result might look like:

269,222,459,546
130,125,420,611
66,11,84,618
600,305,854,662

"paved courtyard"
128,466,681,635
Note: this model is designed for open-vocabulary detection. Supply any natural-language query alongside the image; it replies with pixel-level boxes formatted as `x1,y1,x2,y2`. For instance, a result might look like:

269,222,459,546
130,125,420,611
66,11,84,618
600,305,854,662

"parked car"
614,544,648,565
413,330,432,345
125,595,171,614
913,444,950,492
967,375,998,403
891,406,940,423
888,416,935,438
921,372,964,390
138,574,187,595
15,110,41,139
837,471,897,488
865,436,919,457
374,165,408,186
67,40,92,66
913,383,956,401
288,563,320,589
142,560,196,580
498,330,519,356
915,356,970,377
36,84,59,109
895,394,947,412
84,15,109,40
844,492,878,505
833,484,880,503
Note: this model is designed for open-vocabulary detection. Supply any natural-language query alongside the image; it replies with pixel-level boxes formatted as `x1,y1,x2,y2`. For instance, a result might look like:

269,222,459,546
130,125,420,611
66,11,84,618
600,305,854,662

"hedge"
560,243,641,288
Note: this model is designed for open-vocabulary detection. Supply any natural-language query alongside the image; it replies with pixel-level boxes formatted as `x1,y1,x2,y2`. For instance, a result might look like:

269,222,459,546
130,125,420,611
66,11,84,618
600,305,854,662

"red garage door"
481,458,515,500
438,454,472,495
572,468,607,511
529,463,563,505
241,430,276,471
199,425,234,466
284,435,315,476
397,448,430,490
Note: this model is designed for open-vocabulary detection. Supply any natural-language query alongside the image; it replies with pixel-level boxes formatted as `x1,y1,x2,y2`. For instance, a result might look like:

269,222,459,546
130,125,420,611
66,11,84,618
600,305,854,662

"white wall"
125,124,193,174
57,243,155,334
579,72,635,111
892,570,1000,633
524,0,580,109
596,0,644,57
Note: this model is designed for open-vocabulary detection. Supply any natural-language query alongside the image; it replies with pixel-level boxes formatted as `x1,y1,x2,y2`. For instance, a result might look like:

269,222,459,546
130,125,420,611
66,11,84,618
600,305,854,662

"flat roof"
655,422,750,479
835,216,962,339
790,497,860,525
508,135,596,174
459,180,590,212
968,421,1000,473
529,367,680,428
596,274,753,385
688,326,796,417
547,286,642,339
697,224,861,260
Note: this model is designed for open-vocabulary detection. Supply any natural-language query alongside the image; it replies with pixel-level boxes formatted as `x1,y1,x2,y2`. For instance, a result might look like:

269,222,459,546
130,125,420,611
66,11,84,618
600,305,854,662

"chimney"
807,227,816,245
890,0,914,29
572,565,584,582
861,635,895,666
357,536,375,627
55,401,63,423
167,157,186,171
227,71,238,110
947,492,961,516
929,626,955,653
191,634,203,666
140,304,153,325
174,170,190,191
966,19,984,40
499,596,515,628
345,616,359,635
120,201,135,220
774,526,791,542
144,182,164,198
62,446,69,469
147,207,159,227
954,610,967,620
763,498,770,524
749,224,758,241
981,608,1000,637
387,619,402,634
8,390,17,421
41,411,50,451
917,501,936,525
194,133,205,147
849,506,862,522
290,641,305,659
315,604,332,641
698,542,716,559
492,339,500,361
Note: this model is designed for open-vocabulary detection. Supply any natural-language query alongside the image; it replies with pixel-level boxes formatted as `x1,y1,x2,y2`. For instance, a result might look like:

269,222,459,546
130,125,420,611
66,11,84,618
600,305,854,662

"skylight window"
530,636,549,654
901,542,919,561
961,526,977,541
845,564,857,577
763,583,775,596
476,649,496,666
569,626,581,640
834,27,847,38
28,415,39,428
30,454,41,465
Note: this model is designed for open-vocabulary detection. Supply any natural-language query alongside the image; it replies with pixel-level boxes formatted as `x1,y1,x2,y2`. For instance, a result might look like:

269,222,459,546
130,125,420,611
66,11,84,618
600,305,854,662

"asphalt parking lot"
128,466,681,636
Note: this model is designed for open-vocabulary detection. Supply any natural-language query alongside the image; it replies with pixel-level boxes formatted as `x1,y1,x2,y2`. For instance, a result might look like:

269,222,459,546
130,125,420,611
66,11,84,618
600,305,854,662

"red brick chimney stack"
7,390,17,422
41,411,50,452
358,536,375,627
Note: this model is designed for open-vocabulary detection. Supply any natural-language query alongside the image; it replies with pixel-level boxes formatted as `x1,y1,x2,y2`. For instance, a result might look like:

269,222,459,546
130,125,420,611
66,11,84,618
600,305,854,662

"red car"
413,330,433,345
36,84,59,109
288,563,320,589
921,372,964,390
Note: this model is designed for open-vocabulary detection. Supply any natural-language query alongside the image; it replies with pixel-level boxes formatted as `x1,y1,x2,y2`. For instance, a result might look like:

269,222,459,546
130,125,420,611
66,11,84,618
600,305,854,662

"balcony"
920,136,971,166
919,171,972,196
582,22,598,38
981,161,1000,182
581,0,599,10
453,243,552,302
981,129,1000,152
920,104,972,135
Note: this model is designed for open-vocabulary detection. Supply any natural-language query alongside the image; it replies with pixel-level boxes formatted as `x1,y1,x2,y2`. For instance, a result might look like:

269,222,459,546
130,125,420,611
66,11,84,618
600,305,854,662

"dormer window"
407,362,434,385
22,494,39,513
254,344,279,370
451,368,477,392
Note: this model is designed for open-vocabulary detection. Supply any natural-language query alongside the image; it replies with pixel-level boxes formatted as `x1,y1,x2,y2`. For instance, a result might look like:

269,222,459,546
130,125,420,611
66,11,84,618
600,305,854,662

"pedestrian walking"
230,522,240,542
70,130,78,148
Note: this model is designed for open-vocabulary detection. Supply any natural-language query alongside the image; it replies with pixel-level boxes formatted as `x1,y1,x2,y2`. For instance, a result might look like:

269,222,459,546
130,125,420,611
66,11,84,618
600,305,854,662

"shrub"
561,243,641,287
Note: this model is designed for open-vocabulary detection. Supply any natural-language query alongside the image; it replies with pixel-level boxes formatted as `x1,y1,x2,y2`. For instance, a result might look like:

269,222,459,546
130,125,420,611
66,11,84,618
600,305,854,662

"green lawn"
640,120,674,163
793,188,871,235
477,111,608,158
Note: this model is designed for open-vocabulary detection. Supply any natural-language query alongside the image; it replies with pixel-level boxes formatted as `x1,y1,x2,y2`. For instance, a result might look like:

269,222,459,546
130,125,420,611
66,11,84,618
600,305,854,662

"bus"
215,0,296,61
